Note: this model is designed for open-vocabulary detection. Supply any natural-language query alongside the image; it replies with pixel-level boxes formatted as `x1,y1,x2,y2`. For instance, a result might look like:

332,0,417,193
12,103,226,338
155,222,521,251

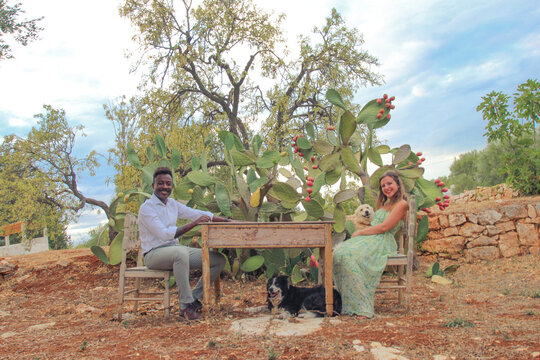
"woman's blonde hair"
376,170,407,209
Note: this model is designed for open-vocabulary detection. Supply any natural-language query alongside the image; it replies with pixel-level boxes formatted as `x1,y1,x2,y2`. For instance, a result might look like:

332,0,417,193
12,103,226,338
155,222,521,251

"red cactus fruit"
441,188,448,192
307,188,313,194
312,165,318,169
307,177,315,182
436,197,441,202
386,114,391,120
377,114,382,119
298,152,303,156
327,125,335,130
293,136,298,141
305,197,311,202
408,161,413,165
307,181,314,187
435,178,440,184
439,182,445,187
389,96,395,101
390,104,395,109
294,148,298,153
421,157,426,162
383,94,388,99
444,195,450,199
377,98,382,104
417,160,422,165
416,152,422,156
311,156,315,162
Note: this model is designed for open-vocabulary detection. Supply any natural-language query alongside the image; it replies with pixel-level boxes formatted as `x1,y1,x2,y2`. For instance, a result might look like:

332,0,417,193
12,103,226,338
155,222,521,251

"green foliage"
476,79,539,195
0,0,43,60
444,317,475,328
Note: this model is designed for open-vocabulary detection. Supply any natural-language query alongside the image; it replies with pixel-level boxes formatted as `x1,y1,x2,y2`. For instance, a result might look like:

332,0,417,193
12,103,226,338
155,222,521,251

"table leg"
201,226,211,311
324,224,334,316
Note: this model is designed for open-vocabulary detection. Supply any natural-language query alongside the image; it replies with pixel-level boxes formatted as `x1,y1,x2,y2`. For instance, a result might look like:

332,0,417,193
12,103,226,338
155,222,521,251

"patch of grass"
502,287,511,296
207,339,217,348
266,346,278,360
80,340,87,351
121,320,129,329
532,291,540,298
444,317,475,328
525,310,538,316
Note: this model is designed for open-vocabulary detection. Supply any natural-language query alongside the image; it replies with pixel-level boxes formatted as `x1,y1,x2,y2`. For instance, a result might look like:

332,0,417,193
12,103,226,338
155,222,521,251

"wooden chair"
378,195,416,310
118,212,173,319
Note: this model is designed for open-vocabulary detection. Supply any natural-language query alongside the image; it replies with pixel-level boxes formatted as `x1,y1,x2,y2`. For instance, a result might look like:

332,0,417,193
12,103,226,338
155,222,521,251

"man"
139,167,231,320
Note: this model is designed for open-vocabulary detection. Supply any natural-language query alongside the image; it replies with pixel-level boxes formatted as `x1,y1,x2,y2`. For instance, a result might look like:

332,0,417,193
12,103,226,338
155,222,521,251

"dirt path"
1,250,539,359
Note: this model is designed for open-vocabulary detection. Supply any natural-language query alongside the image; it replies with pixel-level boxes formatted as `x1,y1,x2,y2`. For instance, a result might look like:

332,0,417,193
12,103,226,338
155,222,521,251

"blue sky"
1,0,539,243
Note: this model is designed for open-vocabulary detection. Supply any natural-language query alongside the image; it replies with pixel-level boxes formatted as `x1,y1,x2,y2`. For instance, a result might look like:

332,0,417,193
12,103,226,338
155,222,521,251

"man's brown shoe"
180,302,202,321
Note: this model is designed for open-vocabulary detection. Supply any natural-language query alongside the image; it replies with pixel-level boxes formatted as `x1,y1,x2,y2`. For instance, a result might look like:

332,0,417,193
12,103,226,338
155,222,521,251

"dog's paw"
277,310,292,320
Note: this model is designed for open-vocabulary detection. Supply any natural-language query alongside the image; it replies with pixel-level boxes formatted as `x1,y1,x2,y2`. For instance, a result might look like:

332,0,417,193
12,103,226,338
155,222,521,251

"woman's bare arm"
351,199,408,237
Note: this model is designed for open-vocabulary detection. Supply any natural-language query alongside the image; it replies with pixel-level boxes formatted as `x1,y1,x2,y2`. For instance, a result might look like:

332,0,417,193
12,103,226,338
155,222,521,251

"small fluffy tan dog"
352,203,375,231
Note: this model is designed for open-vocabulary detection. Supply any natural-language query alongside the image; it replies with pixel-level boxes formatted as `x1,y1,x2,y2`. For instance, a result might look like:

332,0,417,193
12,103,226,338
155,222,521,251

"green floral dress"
333,209,402,318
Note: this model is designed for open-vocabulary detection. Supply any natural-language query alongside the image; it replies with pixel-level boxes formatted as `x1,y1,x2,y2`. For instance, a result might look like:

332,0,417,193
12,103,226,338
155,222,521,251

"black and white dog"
266,275,342,318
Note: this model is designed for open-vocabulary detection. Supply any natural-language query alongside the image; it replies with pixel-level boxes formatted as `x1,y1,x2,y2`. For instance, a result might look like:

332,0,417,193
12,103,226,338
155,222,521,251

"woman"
333,170,408,318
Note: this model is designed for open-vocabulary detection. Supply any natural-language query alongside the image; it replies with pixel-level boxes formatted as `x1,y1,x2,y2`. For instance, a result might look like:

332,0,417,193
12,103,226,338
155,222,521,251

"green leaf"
191,156,201,171
367,147,383,166
416,177,443,204
327,129,339,146
312,139,334,155
229,150,255,166
339,111,357,145
296,137,312,150
204,133,213,147
376,145,391,154
333,189,357,204
311,172,326,196
340,147,363,175
397,167,424,179
416,215,429,245
215,182,231,216
302,198,324,219
269,182,299,203
325,89,347,110
146,146,155,163
126,143,142,170
325,164,342,185
240,255,265,273
256,150,280,168
187,170,216,187
251,134,262,155
305,122,315,139
154,134,167,158
218,131,234,151
333,205,346,233
236,176,251,206
90,246,110,264
108,231,123,265
201,148,207,172
174,181,194,200
393,145,411,164
319,153,340,172
171,148,182,169
357,99,383,125
291,264,304,284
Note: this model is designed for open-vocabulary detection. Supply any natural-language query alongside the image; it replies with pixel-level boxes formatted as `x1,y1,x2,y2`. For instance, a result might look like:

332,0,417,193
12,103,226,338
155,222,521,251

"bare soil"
1,248,539,359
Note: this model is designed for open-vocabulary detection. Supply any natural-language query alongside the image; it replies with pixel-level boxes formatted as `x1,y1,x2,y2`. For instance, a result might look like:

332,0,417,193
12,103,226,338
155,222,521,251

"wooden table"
201,221,335,316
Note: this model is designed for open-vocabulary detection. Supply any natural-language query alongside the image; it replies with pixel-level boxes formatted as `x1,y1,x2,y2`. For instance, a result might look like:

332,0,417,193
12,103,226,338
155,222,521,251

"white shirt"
138,194,214,253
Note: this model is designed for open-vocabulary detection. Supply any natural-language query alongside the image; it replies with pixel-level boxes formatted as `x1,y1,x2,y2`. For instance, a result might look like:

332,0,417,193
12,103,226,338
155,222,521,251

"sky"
1,0,539,244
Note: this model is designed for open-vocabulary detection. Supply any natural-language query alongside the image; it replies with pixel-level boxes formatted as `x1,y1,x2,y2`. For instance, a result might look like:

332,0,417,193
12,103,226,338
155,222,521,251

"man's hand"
195,215,212,224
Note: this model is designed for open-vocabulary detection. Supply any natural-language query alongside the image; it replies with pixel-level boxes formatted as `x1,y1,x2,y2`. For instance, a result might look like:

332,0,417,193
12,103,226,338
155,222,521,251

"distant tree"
0,138,71,249
0,0,43,60
447,150,480,194
477,79,539,195
2,105,117,242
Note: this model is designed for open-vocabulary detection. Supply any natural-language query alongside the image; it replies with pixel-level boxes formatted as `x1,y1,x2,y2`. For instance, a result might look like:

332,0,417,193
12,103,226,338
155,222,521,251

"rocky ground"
0,249,539,359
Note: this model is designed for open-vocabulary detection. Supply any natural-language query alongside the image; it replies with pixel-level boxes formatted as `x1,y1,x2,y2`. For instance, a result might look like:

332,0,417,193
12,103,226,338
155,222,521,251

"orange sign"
1,222,24,236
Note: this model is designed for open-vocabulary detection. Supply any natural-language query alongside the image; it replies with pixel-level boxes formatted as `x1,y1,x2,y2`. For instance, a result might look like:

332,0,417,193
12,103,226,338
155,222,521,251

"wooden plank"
201,225,211,309
207,226,327,247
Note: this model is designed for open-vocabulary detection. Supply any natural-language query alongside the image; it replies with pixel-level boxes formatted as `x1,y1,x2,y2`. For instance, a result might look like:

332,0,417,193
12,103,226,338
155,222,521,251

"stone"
460,223,484,237
477,210,502,225
422,236,466,255
499,232,520,257
536,203,540,217
443,227,459,237
1,331,17,339
370,342,408,360
501,204,527,220
426,231,443,240
527,204,537,218
28,322,56,331
439,215,449,228
428,216,440,230
467,213,478,224
448,213,467,227
467,235,498,248
464,246,500,262
516,223,539,246
495,221,515,233
530,246,540,255
486,225,501,236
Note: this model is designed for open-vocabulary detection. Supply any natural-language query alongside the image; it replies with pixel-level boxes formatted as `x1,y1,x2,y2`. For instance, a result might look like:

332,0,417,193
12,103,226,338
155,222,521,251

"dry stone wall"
419,186,539,262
